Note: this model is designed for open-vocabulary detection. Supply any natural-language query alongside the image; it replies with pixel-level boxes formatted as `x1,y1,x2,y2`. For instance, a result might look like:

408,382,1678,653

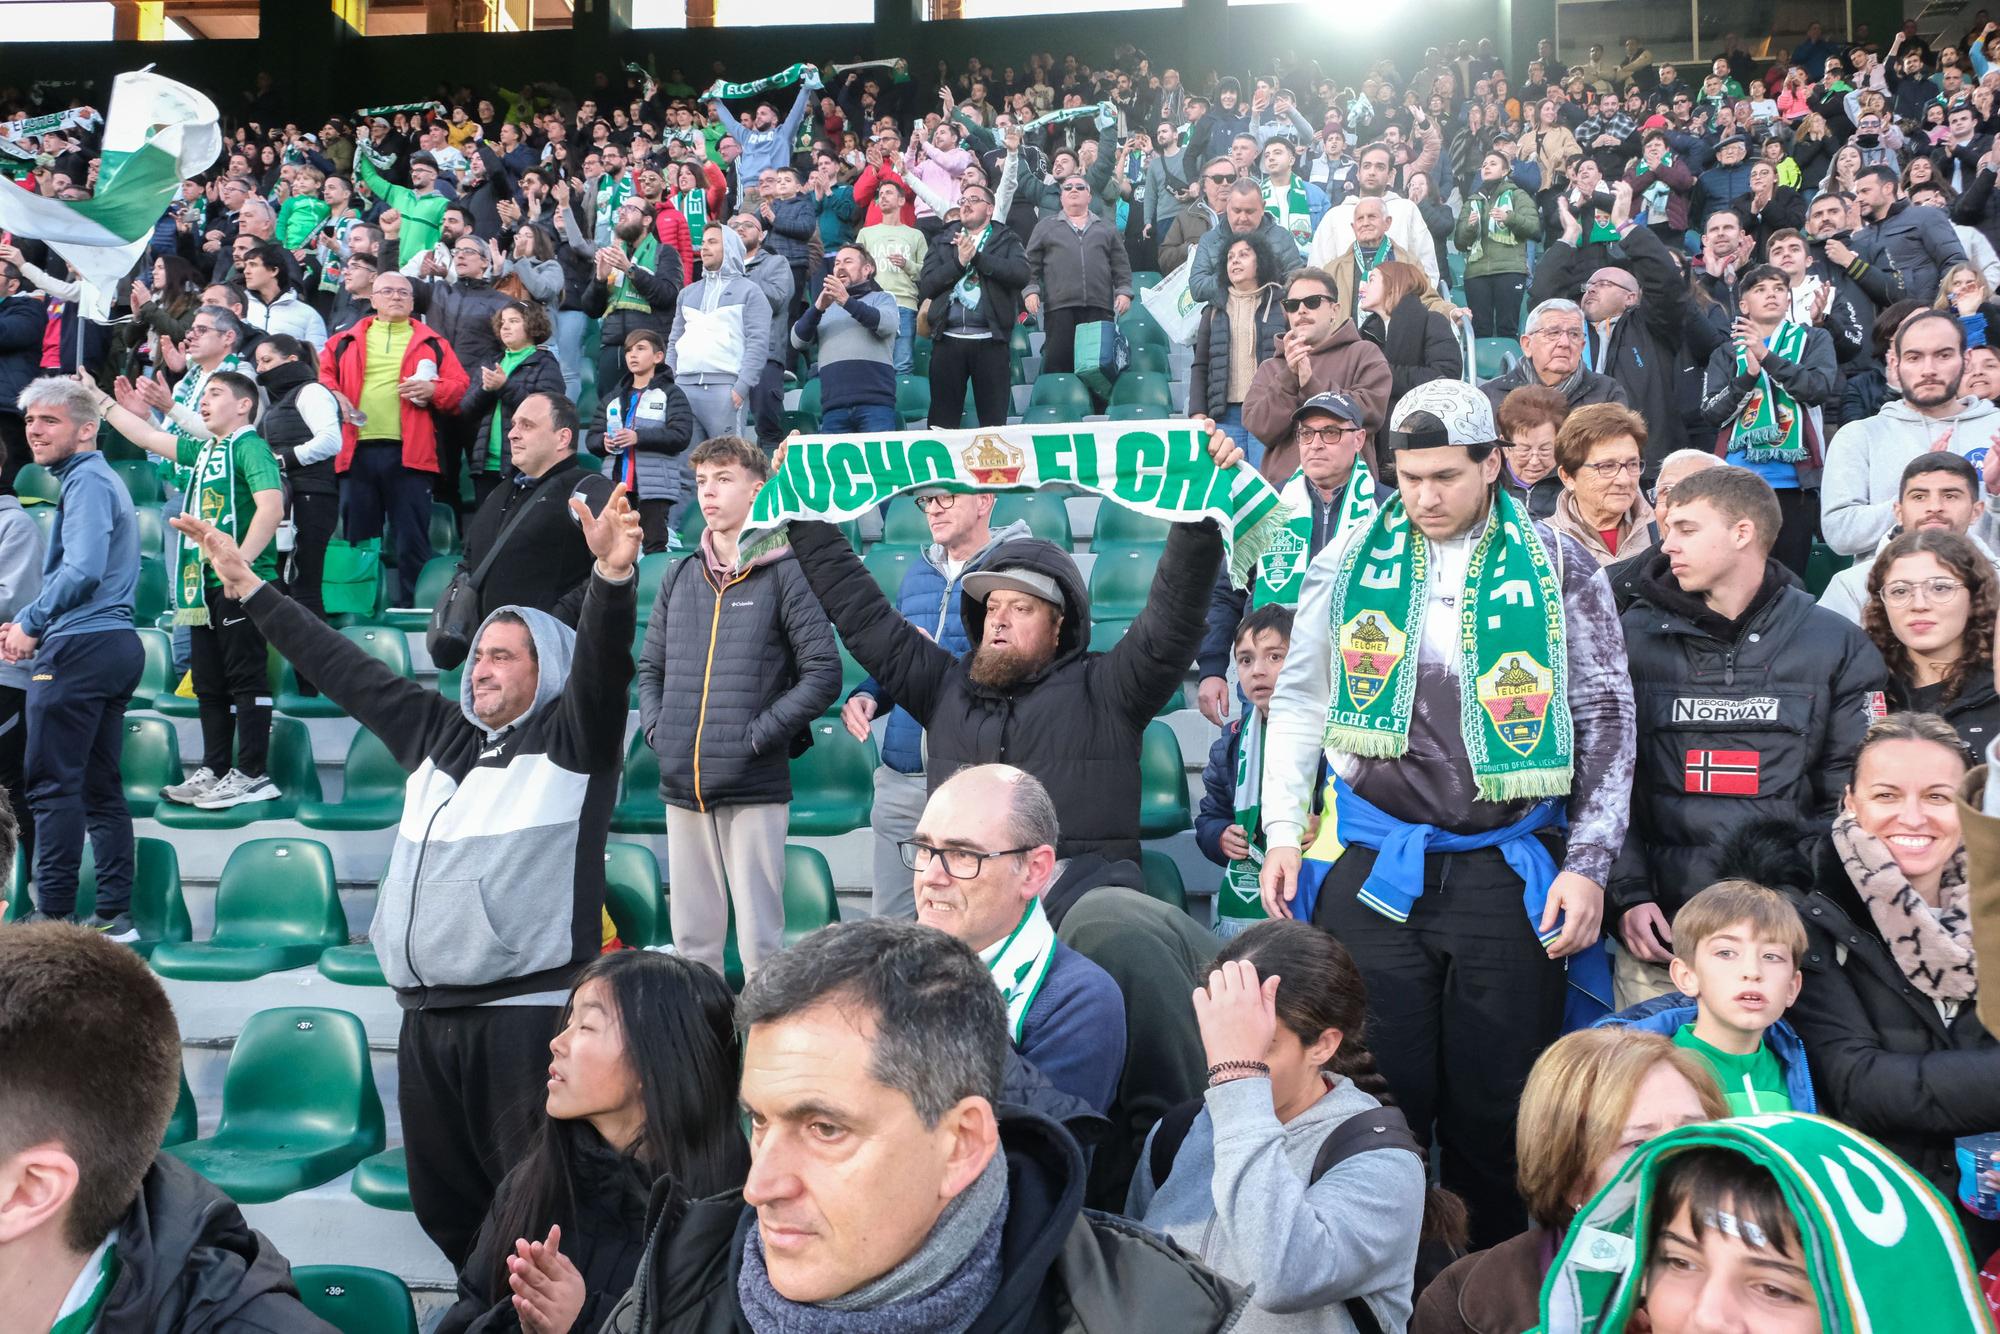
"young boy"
1195,604,1303,938
590,329,696,552
96,370,285,809
634,436,840,978
1600,879,1815,1115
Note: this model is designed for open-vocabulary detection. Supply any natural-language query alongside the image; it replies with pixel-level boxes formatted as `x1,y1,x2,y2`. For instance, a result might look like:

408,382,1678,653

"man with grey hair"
589,918,1245,1334
3,378,143,937
1478,297,1630,411
906,763,1126,1113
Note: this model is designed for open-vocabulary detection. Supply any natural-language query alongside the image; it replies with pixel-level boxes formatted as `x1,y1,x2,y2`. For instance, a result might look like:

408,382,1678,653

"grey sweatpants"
667,801,788,978
679,376,749,445
869,765,929,920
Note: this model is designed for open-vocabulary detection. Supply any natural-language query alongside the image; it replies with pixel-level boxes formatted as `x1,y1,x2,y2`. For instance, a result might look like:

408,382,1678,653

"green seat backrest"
213,1005,383,1149
293,1265,418,1334
1093,504,1172,545
1027,372,1091,416
863,544,922,598
1020,404,1067,425
133,629,175,703
791,718,878,798
430,502,459,555
1087,544,1159,620
342,729,410,799
271,718,326,801
120,716,181,795
16,465,60,504
164,1067,198,1146
782,845,840,944
1139,720,1192,836
604,842,664,947
881,498,932,546
211,839,346,949
27,505,54,544
411,556,457,610
1473,337,1521,381
1118,306,1169,349
133,505,167,558
895,374,932,424
792,376,823,430
991,493,1073,547
1139,848,1189,911
75,837,188,941
112,458,164,505
287,625,410,694
1008,323,1035,358
837,640,868,696
134,557,171,624
1106,403,1155,422
1131,270,1164,291
635,550,676,612
1109,371,1174,409
911,337,932,376
1126,344,1170,375
1089,617,1132,652
622,730,662,799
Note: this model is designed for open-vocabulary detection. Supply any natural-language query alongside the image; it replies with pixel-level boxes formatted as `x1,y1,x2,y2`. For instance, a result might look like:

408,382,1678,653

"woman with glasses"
1862,530,2000,755
1497,384,1567,518
1548,402,1655,566
1190,235,1288,464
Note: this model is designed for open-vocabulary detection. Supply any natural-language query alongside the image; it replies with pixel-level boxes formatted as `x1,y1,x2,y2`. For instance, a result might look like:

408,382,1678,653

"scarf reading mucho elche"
1536,1114,1989,1334
980,899,1058,1042
174,430,243,626
1326,484,1573,801
1727,319,1811,464
741,421,1292,586
1262,174,1313,254
603,230,661,317
1252,460,1377,608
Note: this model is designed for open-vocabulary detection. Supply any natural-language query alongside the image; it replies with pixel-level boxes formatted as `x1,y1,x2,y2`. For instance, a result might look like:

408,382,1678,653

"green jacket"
354,153,447,259
1452,181,1541,278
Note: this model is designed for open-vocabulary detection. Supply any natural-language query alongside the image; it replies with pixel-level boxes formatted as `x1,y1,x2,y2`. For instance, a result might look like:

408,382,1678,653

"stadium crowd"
8,17,2000,1334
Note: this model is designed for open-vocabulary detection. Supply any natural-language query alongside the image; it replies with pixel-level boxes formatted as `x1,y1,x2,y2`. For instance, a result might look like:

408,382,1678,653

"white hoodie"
1820,396,2000,555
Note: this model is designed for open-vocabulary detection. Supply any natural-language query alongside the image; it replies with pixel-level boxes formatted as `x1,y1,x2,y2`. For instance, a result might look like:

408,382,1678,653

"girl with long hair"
1862,528,2000,755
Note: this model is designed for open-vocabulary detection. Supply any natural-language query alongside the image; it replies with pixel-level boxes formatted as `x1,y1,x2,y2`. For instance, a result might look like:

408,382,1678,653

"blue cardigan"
1019,942,1127,1115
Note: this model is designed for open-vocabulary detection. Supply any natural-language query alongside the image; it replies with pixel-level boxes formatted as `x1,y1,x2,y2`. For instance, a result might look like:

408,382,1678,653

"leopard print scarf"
1831,810,1978,1007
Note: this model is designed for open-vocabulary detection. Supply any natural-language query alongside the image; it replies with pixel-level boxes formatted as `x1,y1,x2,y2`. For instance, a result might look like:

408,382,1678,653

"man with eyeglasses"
905,763,1126,1113
411,228,514,510
1614,464,1885,1008
582,197,686,418
1242,268,1391,481
1023,172,1133,376
1158,156,1236,274
1819,451,2000,621
917,184,1029,428
1478,297,1629,414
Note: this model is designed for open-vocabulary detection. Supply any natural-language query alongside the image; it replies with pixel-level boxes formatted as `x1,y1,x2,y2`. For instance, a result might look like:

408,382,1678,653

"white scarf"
978,899,1058,1043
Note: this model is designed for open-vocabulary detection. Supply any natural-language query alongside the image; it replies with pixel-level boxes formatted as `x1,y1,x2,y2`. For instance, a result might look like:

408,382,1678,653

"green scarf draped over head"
703,63,822,101
1535,1114,1990,1334
174,432,242,626
741,421,1291,586
1728,320,1810,464
603,230,661,317
1325,484,1573,801
1253,461,1376,609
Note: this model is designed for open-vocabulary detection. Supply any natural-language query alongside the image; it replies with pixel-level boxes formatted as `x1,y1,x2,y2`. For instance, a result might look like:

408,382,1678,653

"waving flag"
0,69,220,319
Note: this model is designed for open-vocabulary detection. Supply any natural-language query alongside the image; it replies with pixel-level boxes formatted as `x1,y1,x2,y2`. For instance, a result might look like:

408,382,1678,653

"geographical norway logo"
1672,696,1778,724
1477,654,1554,757
1684,749,1761,795
1338,611,1407,711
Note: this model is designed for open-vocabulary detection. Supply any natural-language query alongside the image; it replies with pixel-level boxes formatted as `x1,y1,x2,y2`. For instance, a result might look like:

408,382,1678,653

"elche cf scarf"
1325,486,1573,802
1222,708,1267,920
743,422,1291,585
1252,460,1375,609
703,63,823,101
1262,174,1312,253
1728,320,1811,464
603,231,661,316
979,899,1058,1043
174,430,244,626
1020,103,1114,135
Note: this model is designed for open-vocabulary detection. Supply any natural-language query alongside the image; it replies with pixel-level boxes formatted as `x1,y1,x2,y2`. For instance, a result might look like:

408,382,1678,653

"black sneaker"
85,912,140,943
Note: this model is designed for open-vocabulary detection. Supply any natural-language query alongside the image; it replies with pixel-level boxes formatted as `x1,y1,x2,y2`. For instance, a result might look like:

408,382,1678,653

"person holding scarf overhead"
1257,377,1635,1252
1699,264,1840,579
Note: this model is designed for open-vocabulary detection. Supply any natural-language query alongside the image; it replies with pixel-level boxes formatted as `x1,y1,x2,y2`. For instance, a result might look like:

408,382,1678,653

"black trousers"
1038,303,1113,376
637,497,674,553
1312,840,1569,1251
1771,486,1819,583
927,335,1010,428
1464,273,1526,339
283,490,338,622
27,630,141,915
342,440,434,606
433,412,473,515
398,1004,561,1269
0,683,35,892
188,586,272,777
750,357,787,448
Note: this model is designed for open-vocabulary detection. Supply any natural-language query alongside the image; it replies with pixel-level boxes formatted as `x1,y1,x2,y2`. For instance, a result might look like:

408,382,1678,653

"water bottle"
414,358,438,382
605,399,625,448
1956,1133,2000,1219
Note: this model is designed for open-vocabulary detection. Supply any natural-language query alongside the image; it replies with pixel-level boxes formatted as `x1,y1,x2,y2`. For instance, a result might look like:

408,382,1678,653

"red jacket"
319,315,470,475
853,163,919,228
651,202,695,285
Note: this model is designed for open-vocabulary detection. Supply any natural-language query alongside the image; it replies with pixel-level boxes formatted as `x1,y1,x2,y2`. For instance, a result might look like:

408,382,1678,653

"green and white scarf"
48,1234,119,1334
166,354,241,492
0,107,99,160
677,187,708,246
1262,174,1313,253
1222,710,1268,920
603,231,661,317
742,422,1292,586
950,223,992,311
355,100,444,120
1020,102,1115,135
1462,187,1522,266
1727,320,1810,464
703,63,822,101
1325,485,1572,801
1253,460,1376,609
1536,1114,1990,1334
825,57,906,78
174,430,243,626
596,170,634,226
979,898,1058,1042
1352,237,1392,285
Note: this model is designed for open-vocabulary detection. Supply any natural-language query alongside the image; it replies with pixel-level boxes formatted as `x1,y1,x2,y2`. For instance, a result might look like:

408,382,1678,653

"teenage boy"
1597,879,1814,1117
635,436,840,979
95,371,285,809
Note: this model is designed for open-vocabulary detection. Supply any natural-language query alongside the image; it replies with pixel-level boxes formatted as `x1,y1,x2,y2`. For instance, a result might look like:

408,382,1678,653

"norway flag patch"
1684,749,1761,796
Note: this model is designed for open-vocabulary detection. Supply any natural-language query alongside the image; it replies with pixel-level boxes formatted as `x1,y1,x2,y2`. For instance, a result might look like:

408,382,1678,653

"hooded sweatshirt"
1821,395,2000,555
244,570,634,1008
1240,322,1395,482
665,226,770,399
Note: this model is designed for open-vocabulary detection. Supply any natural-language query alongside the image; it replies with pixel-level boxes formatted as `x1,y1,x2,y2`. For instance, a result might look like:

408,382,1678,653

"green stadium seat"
4,845,25,923
386,502,459,559
788,718,878,836
349,1148,413,1213
911,336,932,376
120,716,180,818
1139,720,1193,837
881,497,933,546
385,556,457,632
636,548,676,613
316,941,387,987
1473,337,1521,381
1087,544,1159,620
1020,404,1067,426
299,730,410,831
1109,371,1175,412
434,663,462,701
991,492,1073,546
71,836,189,957
167,1007,384,1204
27,504,54,544
1027,372,1092,420
863,543,922,598
895,374,932,427
836,640,868,698
151,839,347,981
1009,323,1036,359
1106,403,1156,422
153,716,322,828
722,845,842,988
15,464,59,504
1805,541,1852,598
278,624,411,717
294,1264,418,1334
1126,344,1170,375
611,732,665,834
134,556,171,625
328,562,393,629
604,842,667,947
128,627,175,714
1086,619,1184,711
1140,848,1189,912
1010,356,1030,386
164,1067,197,1146
111,458,165,505
1118,306,1169,349
787,377,823,432
134,504,166,558
1093,503,1173,545
1131,270,1164,291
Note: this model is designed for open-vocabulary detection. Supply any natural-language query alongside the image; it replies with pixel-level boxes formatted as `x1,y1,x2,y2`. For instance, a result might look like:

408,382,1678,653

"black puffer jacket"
415,274,514,373
597,1109,1246,1334
635,541,841,810
459,456,614,621
1609,553,1887,919
1886,670,2000,763
1188,283,1285,419
456,347,569,476
1361,290,1461,404
99,1154,336,1333
790,519,1222,864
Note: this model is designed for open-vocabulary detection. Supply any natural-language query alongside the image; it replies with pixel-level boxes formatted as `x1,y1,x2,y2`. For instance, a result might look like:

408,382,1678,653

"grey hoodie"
741,245,796,368
0,497,46,691
1127,1075,1425,1334
1821,395,2000,555
665,226,770,397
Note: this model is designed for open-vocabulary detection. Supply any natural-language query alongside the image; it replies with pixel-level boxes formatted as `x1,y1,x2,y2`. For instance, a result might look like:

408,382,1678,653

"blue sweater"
17,451,139,642
1019,941,1127,1115
1595,990,1818,1112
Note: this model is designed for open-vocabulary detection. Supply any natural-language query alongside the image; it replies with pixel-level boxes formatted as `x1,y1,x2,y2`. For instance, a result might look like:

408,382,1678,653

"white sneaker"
160,766,222,805
193,769,282,809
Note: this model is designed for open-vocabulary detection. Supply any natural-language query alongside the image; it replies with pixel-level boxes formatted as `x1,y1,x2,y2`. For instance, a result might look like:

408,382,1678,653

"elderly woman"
1497,383,1567,519
1411,1028,1725,1334
1549,402,1655,566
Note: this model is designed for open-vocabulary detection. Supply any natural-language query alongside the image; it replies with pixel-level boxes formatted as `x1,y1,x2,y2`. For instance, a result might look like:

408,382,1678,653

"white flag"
1139,257,1205,346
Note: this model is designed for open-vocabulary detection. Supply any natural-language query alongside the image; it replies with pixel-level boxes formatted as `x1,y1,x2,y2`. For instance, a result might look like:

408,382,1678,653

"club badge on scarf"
1222,710,1268,919
1728,320,1811,464
1252,459,1376,608
744,422,1292,587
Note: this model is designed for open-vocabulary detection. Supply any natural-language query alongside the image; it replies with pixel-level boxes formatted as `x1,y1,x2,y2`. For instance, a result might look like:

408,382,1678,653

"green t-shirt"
1674,1024,1793,1116
174,428,283,584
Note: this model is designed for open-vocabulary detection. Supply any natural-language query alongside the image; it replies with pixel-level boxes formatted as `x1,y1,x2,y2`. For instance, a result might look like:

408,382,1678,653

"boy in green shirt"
95,371,286,811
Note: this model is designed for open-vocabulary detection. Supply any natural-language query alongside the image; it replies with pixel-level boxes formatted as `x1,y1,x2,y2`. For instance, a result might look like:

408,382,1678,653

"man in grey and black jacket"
1024,170,1134,376
1853,164,1967,304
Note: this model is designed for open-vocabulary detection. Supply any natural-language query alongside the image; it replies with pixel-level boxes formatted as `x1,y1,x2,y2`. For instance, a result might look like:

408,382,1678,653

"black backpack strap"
1309,1106,1424,1334
1146,1099,1204,1191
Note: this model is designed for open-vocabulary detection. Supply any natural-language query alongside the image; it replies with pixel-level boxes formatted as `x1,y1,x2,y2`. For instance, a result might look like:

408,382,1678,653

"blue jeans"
1219,405,1262,470
820,403,903,433
553,308,590,400
894,307,915,375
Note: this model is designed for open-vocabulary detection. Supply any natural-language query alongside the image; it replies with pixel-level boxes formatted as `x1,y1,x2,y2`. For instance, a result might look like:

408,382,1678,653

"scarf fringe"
1322,725,1406,759
1473,766,1575,804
